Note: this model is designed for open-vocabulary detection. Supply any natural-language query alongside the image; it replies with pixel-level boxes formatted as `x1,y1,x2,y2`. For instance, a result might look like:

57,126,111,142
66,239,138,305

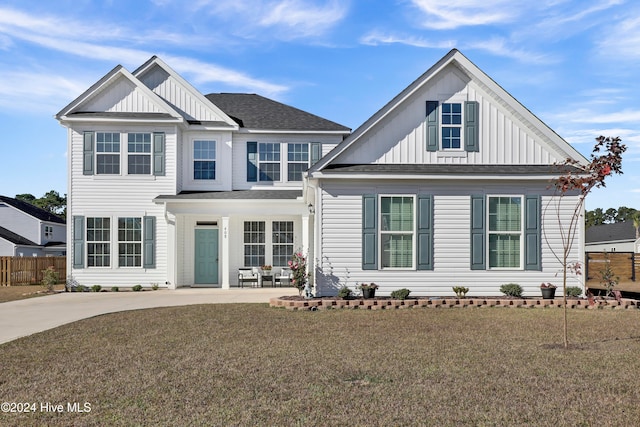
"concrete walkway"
0,287,298,345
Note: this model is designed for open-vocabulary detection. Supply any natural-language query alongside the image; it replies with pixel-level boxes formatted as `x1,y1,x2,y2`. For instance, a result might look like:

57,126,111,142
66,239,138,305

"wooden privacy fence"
0,256,66,286
586,252,640,293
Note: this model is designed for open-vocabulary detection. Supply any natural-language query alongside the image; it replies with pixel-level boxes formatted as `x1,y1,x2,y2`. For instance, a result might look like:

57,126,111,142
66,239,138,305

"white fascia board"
309,172,565,181
57,116,183,124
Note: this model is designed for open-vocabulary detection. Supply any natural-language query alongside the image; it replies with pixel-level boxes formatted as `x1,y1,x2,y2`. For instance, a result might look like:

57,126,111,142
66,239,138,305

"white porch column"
302,214,310,264
221,216,230,289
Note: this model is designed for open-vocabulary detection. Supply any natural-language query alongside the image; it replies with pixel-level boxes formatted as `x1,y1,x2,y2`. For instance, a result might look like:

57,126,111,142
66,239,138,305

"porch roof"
154,189,303,202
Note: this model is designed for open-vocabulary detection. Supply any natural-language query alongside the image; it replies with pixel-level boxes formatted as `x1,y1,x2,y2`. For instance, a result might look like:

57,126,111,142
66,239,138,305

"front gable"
134,57,238,128
311,49,587,173
56,66,183,122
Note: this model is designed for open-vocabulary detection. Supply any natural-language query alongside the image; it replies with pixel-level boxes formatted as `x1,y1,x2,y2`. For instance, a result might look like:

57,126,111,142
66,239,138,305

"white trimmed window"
441,103,462,150
258,143,281,181
127,133,152,175
380,196,415,269
96,132,120,174
87,217,110,267
118,217,142,267
244,221,265,266
488,196,523,269
44,226,53,238
287,144,309,181
272,221,294,266
194,140,216,180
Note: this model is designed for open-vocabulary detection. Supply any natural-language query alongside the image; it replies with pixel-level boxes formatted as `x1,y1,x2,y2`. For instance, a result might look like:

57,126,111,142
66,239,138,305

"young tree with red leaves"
546,136,626,348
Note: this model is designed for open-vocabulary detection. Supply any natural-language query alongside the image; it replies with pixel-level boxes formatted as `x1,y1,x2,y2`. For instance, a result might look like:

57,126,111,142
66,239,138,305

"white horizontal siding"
67,125,178,288
336,64,561,166
317,181,584,297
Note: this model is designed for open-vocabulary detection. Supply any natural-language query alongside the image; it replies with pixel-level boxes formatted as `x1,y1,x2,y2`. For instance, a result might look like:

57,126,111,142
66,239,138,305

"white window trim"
378,194,416,270
242,219,297,267
191,139,218,183
86,216,112,269
487,195,524,270
126,132,153,176
440,101,464,152
257,142,283,183
117,216,143,268
95,131,122,176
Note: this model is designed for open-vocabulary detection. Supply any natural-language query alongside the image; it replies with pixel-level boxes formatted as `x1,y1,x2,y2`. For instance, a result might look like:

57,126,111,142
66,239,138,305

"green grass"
1,305,640,426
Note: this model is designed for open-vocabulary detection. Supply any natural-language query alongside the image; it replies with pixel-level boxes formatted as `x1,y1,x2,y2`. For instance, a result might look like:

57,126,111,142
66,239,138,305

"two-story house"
57,50,588,296
0,196,66,257
56,56,350,289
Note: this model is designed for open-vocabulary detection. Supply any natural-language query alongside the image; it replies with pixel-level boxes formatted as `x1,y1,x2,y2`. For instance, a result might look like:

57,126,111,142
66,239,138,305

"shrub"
91,285,102,292
391,288,411,300
132,284,143,292
151,283,159,291
111,286,119,292
75,285,87,293
337,286,352,299
566,286,583,297
452,286,469,298
41,266,59,292
500,283,523,297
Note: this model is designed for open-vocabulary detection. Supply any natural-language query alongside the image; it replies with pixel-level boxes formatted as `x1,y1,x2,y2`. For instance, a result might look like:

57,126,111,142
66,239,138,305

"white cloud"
360,31,456,49
409,0,517,29
187,0,348,39
597,13,640,59
0,7,289,99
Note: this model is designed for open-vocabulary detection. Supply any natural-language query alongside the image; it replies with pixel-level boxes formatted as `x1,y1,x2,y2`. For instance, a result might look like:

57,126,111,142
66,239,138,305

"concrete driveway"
0,287,298,345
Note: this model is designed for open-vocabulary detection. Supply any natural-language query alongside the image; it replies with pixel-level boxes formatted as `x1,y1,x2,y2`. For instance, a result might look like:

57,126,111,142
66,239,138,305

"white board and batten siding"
137,66,228,123
335,65,562,166
78,75,166,115
317,181,584,297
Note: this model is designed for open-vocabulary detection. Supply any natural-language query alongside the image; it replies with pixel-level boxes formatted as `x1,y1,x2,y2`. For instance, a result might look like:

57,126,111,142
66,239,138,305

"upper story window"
287,144,309,182
426,101,479,153
488,196,522,269
194,140,216,180
441,103,462,150
84,131,165,177
127,133,152,175
44,225,53,238
96,132,120,175
247,142,321,184
258,143,281,181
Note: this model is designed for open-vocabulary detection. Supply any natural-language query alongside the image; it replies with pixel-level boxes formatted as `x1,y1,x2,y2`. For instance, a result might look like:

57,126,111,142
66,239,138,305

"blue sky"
0,0,638,211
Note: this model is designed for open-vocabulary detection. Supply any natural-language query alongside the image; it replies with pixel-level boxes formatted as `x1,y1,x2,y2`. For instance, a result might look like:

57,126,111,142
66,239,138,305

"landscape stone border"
269,297,640,311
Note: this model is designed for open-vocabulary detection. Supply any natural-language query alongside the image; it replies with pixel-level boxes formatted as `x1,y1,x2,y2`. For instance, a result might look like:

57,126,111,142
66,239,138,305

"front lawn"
1,305,639,425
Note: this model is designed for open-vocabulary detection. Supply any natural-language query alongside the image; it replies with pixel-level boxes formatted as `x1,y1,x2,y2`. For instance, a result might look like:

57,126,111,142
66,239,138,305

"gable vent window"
441,103,462,149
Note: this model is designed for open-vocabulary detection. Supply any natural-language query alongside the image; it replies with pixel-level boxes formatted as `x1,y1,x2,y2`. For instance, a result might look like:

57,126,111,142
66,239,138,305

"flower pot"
541,287,556,299
362,288,376,299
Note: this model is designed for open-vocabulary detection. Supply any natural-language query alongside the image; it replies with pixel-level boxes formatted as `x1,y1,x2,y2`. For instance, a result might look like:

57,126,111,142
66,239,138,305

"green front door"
195,228,219,285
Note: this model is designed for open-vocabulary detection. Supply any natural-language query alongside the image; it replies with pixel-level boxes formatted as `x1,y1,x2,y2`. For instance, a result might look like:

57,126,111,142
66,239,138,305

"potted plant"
540,283,557,299
357,282,378,299
261,264,272,273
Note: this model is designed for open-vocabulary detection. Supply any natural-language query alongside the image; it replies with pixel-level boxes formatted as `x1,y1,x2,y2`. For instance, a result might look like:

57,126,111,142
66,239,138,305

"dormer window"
441,103,462,150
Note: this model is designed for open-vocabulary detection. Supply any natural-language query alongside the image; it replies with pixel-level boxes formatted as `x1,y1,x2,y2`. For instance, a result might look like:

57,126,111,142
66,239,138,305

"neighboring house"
57,49,588,296
585,221,640,253
0,196,66,257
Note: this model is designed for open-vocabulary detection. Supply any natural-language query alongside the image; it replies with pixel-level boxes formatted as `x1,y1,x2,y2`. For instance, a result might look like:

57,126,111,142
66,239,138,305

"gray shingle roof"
586,221,637,244
155,190,303,201
206,93,350,132
0,196,65,224
0,226,38,246
319,164,584,175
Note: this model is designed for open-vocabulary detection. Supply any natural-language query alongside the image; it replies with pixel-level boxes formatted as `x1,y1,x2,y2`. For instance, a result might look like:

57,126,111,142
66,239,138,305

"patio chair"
274,267,293,287
238,268,259,288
